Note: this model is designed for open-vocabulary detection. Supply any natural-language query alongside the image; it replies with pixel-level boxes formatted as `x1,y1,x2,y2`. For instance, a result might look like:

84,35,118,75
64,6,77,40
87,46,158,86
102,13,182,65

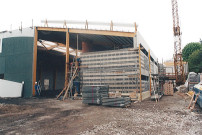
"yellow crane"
171,0,185,85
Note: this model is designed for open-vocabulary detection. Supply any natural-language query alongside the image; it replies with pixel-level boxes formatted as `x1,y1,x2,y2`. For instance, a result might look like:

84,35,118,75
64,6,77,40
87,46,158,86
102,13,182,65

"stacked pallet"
102,97,131,107
82,85,109,105
163,81,173,96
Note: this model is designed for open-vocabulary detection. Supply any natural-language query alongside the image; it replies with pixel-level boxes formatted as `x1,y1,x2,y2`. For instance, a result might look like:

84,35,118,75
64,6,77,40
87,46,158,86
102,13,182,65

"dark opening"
0,74,4,79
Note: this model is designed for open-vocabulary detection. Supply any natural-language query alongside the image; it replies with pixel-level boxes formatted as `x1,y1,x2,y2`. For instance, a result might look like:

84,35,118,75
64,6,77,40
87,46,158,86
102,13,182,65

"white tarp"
0,79,23,97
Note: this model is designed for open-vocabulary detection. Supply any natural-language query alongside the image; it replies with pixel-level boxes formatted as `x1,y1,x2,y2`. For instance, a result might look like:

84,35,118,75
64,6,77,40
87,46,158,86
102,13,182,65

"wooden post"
139,44,142,101
65,29,70,88
149,49,151,96
33,27,38,96
75,34,78,68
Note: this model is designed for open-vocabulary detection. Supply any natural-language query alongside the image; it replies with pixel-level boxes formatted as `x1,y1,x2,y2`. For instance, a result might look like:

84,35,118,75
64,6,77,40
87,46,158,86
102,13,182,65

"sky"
1,0,202,61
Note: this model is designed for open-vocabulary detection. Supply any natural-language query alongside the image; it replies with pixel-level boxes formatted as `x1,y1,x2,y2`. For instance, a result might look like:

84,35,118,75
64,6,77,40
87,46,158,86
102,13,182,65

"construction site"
0,0,202,135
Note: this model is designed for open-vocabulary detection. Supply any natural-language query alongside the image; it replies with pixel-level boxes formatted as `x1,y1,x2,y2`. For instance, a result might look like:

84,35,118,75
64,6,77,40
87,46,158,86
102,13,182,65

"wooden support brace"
63,67,78,100
65,29,69,88
32,27,38,96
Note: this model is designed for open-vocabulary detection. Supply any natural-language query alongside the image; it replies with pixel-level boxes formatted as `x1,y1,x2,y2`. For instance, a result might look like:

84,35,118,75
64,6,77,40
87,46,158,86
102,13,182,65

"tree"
188,49,202,73
182,42,202,62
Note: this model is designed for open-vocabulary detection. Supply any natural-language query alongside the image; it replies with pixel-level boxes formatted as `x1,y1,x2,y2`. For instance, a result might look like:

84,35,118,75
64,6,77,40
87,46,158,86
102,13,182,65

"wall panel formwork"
80,48,153,94
0,37,34,97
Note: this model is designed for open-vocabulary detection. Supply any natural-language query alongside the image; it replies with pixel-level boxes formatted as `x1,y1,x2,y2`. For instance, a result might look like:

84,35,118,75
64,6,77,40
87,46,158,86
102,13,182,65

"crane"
171,0,185,85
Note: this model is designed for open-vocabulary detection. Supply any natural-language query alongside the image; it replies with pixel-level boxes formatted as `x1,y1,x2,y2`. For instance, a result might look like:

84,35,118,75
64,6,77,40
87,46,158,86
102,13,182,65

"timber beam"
36,27,136,37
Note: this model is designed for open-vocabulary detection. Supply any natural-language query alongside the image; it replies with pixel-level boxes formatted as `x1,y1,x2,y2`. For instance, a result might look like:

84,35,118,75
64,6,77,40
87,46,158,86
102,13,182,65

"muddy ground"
0,92,202,135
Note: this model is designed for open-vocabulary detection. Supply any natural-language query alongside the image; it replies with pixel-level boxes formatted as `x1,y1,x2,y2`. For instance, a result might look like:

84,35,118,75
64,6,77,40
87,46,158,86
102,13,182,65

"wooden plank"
69,29,136,37
188,92,195,109
190,94,200,111
63,67,78,100
32,27,38,96
36,27,136,37
37,27,66,32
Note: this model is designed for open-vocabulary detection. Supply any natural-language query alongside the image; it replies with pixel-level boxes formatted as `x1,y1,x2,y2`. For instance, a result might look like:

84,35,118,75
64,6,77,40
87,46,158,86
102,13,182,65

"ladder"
57,60,78,100
69,58,75,97
188,92,200,111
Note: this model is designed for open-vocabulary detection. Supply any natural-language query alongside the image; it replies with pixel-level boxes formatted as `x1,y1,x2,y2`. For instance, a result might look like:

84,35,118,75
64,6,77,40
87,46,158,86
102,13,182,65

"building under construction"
0,20,158,101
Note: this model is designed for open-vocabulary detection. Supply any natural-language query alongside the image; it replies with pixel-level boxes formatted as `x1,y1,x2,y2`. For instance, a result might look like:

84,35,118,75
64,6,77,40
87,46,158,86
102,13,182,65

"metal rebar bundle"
82,85,109,105
102,97,131,107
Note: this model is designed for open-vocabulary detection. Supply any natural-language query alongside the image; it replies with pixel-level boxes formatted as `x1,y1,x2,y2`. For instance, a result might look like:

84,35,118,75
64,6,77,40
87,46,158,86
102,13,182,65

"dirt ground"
0,92,202,135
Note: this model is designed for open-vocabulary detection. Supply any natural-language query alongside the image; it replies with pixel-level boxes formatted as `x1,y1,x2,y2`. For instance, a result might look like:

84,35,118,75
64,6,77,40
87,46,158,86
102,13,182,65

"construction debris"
176,85,187,93
187,91,194,97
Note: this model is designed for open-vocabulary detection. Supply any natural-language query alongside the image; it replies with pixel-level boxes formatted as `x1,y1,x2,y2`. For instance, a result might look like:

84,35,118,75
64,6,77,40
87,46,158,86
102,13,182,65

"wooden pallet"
163,82,173,96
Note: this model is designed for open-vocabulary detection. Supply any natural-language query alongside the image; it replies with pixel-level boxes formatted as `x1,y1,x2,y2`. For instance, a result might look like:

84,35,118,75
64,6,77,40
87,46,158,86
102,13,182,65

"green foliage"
182,42,202,62
188,49,202,73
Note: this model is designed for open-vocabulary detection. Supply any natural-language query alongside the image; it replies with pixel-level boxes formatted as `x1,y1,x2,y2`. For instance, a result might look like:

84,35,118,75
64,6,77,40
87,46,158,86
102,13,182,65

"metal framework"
171,0,185,85
41,20,137,32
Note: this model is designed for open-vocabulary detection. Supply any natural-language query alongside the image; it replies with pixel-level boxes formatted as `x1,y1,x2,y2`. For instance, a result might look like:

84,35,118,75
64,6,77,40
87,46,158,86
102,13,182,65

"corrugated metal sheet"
0,37,34,97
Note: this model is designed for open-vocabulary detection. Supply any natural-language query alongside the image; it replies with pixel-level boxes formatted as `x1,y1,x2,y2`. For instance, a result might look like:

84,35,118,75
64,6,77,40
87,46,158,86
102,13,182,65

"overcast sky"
1,0,202,61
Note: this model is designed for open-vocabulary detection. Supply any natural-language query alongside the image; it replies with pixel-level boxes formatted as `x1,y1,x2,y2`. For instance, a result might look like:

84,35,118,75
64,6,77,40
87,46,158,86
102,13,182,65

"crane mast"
171,0,185,85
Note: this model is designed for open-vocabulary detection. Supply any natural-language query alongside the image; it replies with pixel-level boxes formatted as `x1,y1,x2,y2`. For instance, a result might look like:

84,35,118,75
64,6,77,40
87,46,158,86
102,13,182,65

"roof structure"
0,21,158,62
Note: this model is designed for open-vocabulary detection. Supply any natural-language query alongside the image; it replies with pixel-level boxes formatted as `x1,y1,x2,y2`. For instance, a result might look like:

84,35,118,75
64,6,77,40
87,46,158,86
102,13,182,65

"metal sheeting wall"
80,48,152,93
0,37,34,97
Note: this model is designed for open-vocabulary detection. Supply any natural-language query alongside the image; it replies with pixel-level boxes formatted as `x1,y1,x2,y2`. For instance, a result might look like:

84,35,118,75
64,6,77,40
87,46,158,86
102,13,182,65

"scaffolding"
80,47,155,101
